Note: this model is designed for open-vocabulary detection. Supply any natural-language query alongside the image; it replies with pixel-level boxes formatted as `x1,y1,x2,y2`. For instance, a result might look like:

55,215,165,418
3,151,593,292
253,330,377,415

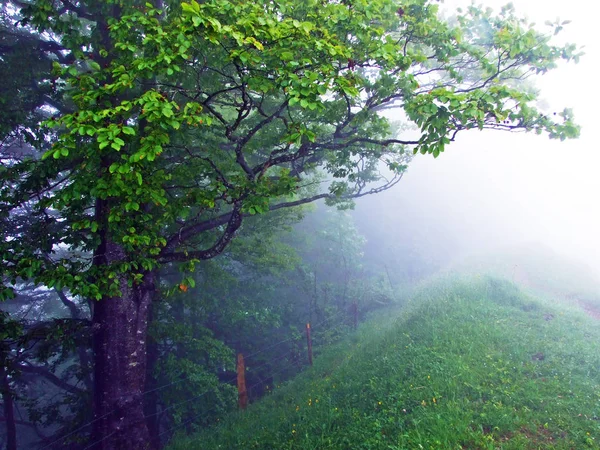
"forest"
1,0,596,449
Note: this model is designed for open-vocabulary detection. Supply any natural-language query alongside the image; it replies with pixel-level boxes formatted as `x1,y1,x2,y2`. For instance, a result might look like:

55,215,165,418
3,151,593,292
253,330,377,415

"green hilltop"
168,276,600,449
449,244,600,309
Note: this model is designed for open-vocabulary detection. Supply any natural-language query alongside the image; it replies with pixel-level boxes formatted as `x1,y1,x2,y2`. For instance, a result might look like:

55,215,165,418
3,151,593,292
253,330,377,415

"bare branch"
18,364,85,396
160,202,243,262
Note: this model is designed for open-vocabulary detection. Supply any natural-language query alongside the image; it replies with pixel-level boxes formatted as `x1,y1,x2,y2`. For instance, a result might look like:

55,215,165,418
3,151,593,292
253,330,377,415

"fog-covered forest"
1,0,598,449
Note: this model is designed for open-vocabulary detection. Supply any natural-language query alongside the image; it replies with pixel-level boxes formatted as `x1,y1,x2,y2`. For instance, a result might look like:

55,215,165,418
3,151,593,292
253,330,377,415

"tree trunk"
0,363,17,450
91,239,155,450
144,301,160,450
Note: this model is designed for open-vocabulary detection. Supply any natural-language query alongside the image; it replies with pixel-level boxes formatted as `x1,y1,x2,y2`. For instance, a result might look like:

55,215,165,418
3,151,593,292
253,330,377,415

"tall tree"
1,0,580,448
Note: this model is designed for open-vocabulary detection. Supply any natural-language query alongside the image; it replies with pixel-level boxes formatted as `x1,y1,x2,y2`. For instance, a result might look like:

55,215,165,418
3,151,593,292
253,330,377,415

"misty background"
353,0,600,277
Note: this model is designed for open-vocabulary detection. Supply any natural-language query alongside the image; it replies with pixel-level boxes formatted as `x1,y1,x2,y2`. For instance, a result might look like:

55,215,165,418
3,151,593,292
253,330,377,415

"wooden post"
237,353,248,410
306,323,313,366
352,302,358,330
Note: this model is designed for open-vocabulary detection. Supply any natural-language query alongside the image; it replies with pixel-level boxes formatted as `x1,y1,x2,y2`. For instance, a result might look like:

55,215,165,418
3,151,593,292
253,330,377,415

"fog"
355,0,600,278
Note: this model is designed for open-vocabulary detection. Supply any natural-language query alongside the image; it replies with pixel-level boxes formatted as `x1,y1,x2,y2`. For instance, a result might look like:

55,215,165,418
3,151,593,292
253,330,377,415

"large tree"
0,0,580,448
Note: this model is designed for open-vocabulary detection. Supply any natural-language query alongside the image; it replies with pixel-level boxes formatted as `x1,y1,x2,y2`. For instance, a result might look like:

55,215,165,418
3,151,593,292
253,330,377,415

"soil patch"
578,300,600,320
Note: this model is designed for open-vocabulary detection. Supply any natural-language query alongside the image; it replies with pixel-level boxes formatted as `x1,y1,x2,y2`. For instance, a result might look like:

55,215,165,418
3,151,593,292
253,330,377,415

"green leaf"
301,22,314,34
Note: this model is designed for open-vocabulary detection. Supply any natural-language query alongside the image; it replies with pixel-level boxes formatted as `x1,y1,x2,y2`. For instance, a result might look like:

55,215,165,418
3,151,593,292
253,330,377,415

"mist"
353,0,600,279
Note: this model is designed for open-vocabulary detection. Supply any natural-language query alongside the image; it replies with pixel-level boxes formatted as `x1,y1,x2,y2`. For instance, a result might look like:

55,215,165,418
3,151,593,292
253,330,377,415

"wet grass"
168,276,600,449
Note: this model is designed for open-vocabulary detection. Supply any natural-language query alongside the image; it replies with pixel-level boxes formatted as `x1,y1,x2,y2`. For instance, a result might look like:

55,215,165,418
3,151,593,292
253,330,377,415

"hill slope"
169,277,600,449
450,244,600,309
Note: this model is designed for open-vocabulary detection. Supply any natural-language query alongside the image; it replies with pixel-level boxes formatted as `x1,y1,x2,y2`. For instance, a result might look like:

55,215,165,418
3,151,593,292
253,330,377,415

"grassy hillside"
450,244,600,309
168,277,600,450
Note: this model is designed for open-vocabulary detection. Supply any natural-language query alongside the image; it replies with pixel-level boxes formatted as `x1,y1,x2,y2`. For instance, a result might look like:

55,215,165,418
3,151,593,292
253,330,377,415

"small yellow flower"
432,397,437,404
421,400,427,406
378,401,382,405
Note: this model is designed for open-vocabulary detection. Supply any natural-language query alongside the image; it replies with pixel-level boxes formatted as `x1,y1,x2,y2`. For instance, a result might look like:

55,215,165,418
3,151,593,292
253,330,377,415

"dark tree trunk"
91,239,155,450
144,301,160,449
173,300,186,360
1,364,17,450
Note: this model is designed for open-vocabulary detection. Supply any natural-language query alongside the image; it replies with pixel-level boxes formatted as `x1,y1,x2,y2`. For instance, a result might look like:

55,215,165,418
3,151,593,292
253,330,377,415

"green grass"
168,276,600,449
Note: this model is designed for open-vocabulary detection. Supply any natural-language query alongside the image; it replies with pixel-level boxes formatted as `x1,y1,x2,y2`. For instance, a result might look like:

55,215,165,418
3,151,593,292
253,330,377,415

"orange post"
306,323,313,366
237,353,248,409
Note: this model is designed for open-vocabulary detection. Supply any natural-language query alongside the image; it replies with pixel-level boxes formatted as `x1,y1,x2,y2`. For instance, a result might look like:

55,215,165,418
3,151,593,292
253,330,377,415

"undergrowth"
168,276,600,449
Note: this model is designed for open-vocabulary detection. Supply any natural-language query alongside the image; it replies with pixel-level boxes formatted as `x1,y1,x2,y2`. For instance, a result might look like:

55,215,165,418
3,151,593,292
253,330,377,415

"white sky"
359,0,600,273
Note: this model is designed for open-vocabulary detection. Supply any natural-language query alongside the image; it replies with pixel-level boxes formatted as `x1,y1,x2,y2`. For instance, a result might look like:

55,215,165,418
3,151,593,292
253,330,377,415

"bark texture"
144,301,160,450
91,239,155,450
1,363,17,450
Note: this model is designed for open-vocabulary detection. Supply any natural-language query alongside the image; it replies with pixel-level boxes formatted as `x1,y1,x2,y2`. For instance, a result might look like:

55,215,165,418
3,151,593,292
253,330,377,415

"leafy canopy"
0,0,580,300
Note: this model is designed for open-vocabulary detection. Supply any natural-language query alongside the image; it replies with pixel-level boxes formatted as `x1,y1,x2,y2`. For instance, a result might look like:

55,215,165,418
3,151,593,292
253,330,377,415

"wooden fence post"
352,301,358,330
306,323,313,366
237,353,248,410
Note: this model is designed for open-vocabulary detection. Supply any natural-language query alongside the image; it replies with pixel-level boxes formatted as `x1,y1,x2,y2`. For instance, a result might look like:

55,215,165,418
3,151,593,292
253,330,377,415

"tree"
0,286,93,449
0,0,580,448
146,207,305,446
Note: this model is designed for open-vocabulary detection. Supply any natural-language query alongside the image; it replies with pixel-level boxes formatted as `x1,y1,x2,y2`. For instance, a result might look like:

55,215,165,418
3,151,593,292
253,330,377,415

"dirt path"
578,300,600,320
506,267,600,321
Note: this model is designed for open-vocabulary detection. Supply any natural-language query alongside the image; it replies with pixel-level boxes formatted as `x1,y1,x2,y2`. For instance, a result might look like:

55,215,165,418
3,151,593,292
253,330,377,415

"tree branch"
18,364,85,396
54,289,81,319
160,202,244,262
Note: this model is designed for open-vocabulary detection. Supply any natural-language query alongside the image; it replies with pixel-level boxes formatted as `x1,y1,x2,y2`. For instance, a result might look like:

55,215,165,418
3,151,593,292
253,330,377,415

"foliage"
0,288,92,448
1,0,581,301
148,210,304,432
148,207,388,439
